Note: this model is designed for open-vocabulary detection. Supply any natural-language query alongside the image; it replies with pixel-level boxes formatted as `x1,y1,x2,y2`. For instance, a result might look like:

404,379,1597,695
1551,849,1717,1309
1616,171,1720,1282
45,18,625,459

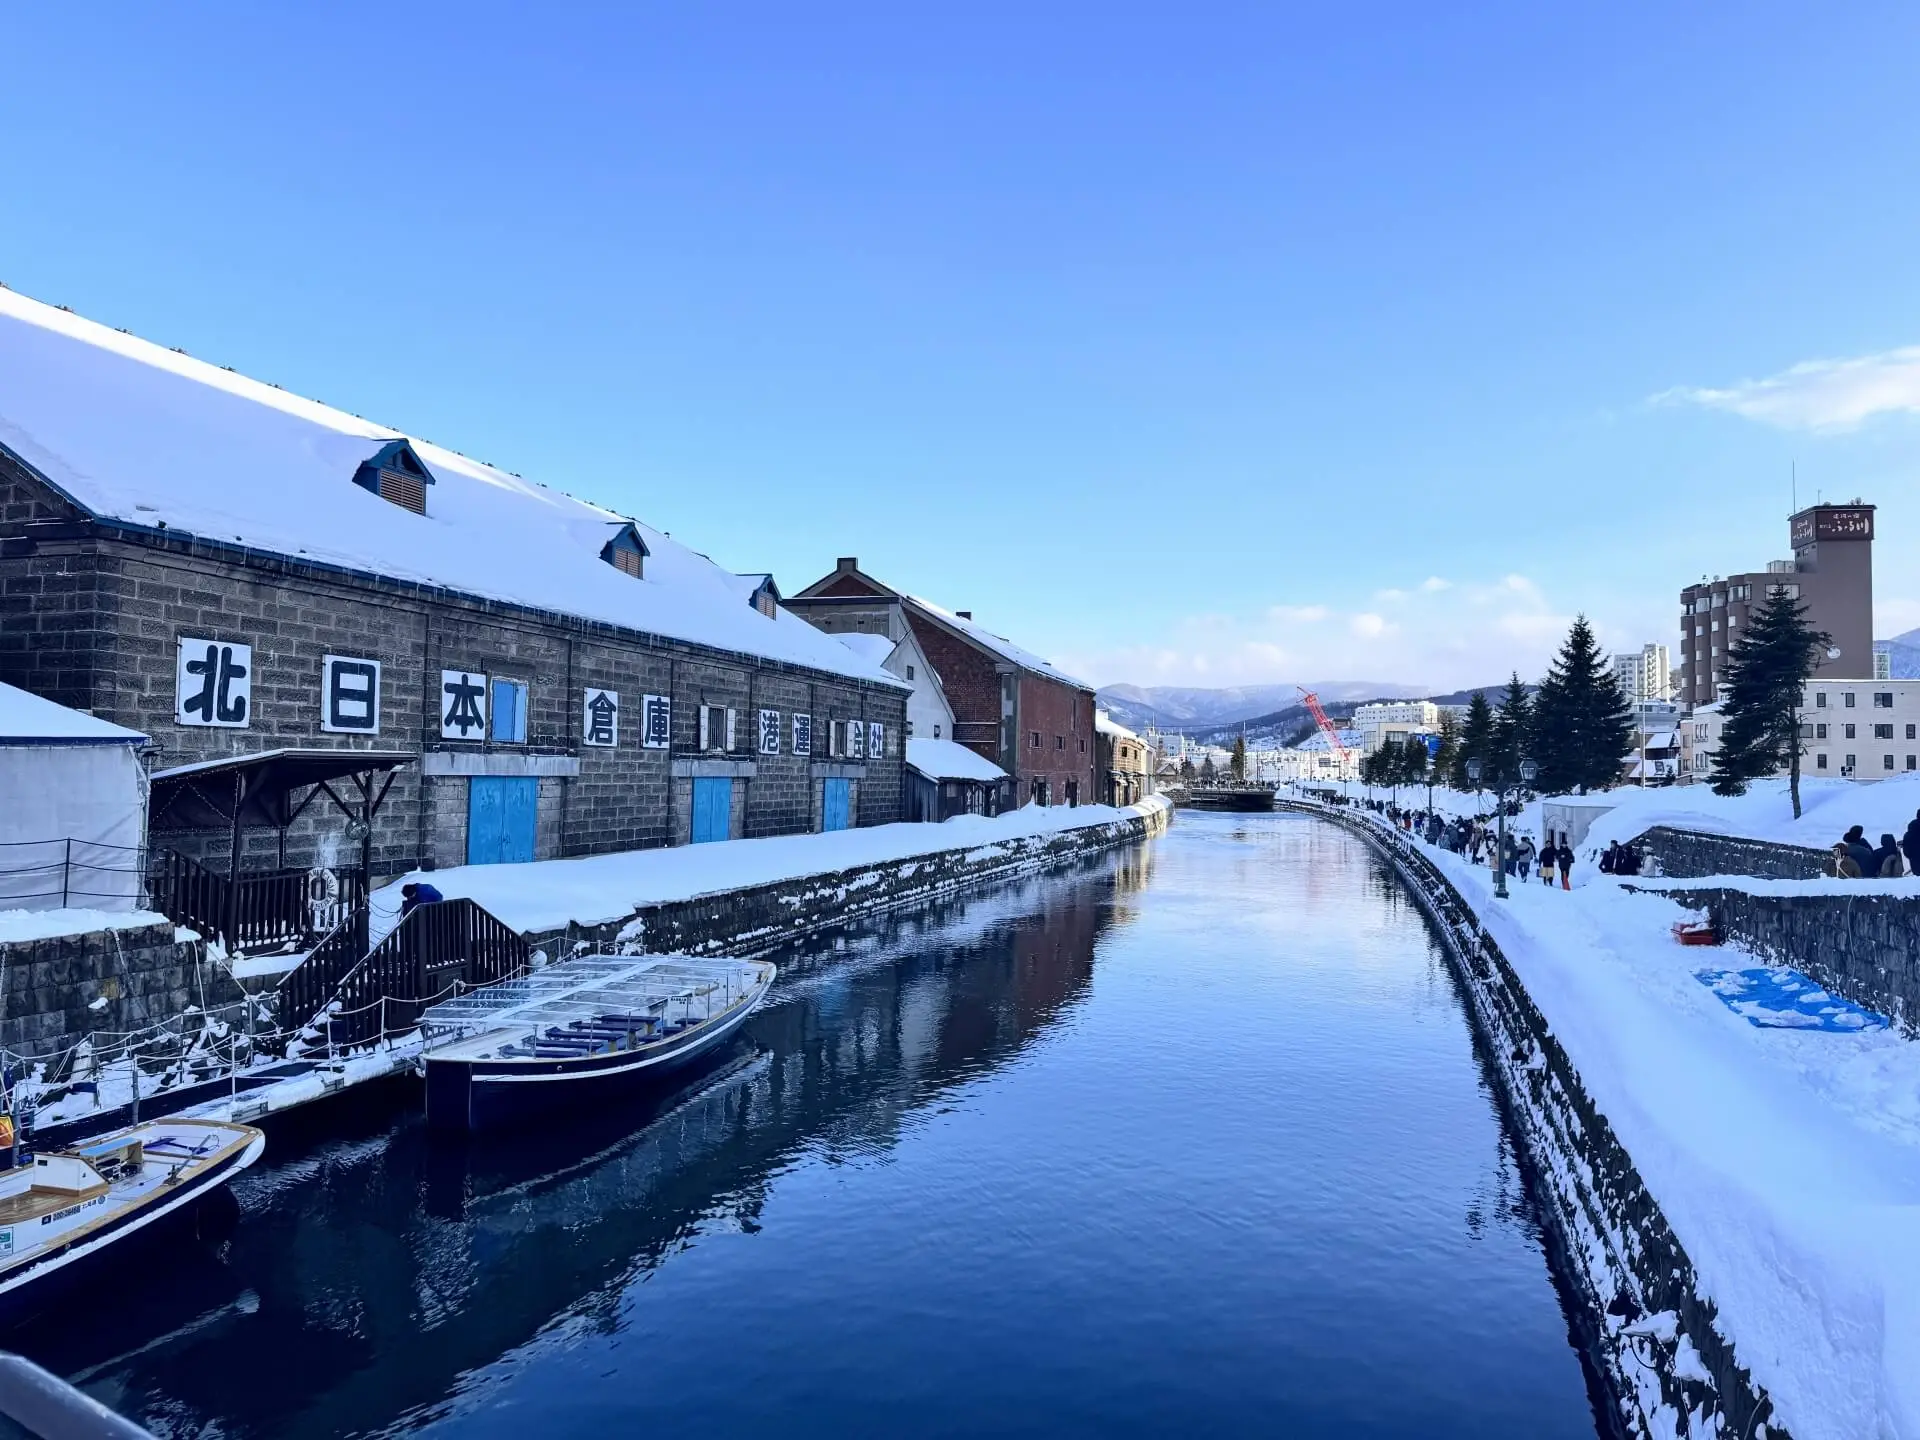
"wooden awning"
149,748,415,831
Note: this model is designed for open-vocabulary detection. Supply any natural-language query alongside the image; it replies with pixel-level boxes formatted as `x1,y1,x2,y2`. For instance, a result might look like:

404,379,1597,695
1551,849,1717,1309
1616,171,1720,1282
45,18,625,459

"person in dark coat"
400,881,444,918
1872,834,1905,878
1841,825,1877,878
1902,812,1920,876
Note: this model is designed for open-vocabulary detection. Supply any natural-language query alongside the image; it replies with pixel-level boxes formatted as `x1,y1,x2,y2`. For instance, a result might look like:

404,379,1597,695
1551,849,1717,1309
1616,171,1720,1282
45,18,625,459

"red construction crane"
1297,687,1351,765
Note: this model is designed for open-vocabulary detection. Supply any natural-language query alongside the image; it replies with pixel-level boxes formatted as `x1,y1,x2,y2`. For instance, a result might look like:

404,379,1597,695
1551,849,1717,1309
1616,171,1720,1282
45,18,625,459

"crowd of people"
1363,799,1621,891
1826,815,1920,878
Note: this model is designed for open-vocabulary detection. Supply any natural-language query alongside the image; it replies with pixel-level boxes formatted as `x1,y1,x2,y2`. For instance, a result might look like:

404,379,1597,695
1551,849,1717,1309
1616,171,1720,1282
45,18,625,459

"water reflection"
33,853,1140,1439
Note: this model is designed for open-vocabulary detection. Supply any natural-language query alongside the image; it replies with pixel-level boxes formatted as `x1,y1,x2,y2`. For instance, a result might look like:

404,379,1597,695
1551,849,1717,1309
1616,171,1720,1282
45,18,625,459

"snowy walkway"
371,797,1169,944
1390,817,1920,1440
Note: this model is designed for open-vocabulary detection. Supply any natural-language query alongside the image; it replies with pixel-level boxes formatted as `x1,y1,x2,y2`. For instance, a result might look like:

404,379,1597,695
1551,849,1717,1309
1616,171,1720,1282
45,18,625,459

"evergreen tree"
1711,586,1831,817
1452,691,1494,790
1490,672,1531,790
1431,710,1461,799
1201,754,1217,783
1179,756,1196,783
1531,616,1634,794
1230,734,1247,784
1400,734,1428,798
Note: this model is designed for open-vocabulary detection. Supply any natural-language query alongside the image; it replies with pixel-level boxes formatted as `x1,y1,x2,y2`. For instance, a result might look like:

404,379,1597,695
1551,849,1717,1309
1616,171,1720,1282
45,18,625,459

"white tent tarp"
0,684,149,913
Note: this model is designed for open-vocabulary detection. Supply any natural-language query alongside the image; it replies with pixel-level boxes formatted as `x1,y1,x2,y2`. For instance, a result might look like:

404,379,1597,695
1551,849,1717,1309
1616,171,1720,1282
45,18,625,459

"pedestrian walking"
1556,835,1574,890
1515,835,1535,880
1901,811,1920,875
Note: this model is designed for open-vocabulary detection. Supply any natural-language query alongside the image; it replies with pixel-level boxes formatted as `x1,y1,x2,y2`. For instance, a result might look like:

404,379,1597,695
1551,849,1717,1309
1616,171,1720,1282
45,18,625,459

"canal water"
36,812,1605,1438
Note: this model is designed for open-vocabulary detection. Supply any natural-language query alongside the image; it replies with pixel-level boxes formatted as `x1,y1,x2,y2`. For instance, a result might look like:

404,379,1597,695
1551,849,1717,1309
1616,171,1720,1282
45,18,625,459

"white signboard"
176,637,252,728
792,712,812,758
441,670,488,741
759,708,781,755
583,688,619,747
321,655,381,734
867,721,884,759
848,720,866,760
642,694,672,749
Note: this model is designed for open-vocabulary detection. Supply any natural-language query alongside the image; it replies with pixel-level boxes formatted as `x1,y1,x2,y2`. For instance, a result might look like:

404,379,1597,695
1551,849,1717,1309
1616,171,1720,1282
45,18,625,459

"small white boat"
0,1119,264,1323
421,954,776,1131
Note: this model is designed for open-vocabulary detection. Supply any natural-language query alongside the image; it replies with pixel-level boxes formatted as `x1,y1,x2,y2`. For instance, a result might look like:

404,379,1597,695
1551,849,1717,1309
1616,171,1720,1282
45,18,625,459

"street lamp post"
1468,757,1538,900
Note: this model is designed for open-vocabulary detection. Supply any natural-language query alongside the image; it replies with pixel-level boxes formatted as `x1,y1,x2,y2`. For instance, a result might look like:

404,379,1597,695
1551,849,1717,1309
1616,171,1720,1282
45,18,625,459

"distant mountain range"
1097,680,1527,749
1881,629,1920,679
1095,681,1424,733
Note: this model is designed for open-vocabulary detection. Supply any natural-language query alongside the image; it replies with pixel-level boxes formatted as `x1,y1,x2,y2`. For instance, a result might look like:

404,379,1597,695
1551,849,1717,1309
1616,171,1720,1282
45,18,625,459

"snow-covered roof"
1095,710,1140,741
0,682,147,746
1642,730,1680,750
904,593,1092,691
906,737,1008,783
835,632,899,668
0,289,899,688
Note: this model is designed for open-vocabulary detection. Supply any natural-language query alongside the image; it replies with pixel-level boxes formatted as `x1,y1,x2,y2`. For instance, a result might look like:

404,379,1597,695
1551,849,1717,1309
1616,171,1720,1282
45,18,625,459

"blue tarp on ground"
1694,966,1890,1033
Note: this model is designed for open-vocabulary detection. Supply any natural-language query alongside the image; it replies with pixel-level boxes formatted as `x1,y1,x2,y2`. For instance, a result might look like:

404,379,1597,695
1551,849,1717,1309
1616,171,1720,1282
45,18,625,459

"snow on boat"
419,953,776,1131
0,1119,264,1323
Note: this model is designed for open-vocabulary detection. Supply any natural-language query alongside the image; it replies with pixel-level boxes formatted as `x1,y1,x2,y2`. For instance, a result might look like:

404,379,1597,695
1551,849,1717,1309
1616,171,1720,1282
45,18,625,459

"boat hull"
0,1128,264,1331
425,983,768,1132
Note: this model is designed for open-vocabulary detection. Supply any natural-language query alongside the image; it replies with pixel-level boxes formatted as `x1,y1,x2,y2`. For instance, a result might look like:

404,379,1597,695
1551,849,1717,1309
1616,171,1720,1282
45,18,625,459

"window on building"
1816,753,1828,770
1816,692,1829,708
1845,753,1857,771
1031,730,1041,747
1908,724,1916,741
1844,692,1857,707
1844,723,1856,739
934,724,942,738
698,705,736,751
906,720,914,737
831,719,848,757
905,664,915,681
1909,755,1917,771
1885,754,1897,771
488,679,528,743
1711,618,1720,630
600,523,650,579
1875,692,1894,708
1816,723,1828,739
1055,735,1064,749
1875,724,1894,740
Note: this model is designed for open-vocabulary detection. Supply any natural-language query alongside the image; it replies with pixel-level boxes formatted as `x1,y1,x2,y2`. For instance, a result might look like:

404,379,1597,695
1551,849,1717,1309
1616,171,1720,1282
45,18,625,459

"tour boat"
0,1118,265,1323
419,953,777,1131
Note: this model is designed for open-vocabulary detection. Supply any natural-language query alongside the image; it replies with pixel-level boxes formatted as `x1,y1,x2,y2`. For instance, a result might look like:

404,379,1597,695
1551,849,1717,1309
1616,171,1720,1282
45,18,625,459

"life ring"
306,866,341,908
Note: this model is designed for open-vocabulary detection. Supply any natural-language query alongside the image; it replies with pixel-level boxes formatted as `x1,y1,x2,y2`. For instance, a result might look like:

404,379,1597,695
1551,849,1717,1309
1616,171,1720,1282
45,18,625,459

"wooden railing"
279,898,529,1051
148,850,365,955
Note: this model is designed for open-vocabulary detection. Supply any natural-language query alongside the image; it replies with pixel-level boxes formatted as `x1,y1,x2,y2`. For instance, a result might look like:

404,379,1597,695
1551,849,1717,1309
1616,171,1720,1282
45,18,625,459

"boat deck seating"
0,1180,108,1226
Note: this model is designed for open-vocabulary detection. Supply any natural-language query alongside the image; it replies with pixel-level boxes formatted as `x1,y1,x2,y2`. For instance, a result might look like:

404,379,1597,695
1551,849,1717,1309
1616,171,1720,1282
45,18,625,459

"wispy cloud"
1063,574,1654,691
1656,346,1920,431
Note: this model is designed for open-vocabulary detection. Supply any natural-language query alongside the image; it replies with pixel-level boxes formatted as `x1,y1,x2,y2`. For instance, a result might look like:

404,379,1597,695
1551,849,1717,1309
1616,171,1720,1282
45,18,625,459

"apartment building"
1688,679,1920,783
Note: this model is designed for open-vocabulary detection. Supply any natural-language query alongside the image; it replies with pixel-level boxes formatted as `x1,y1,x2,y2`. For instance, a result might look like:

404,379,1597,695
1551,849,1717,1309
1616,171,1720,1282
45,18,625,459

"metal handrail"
0,1350,152,1438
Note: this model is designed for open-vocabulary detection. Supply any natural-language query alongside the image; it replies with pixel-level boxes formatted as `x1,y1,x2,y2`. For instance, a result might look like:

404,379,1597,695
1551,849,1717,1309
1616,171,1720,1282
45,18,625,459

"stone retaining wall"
1649,884,1920,1037
0,921,218,1062
1631,825,1828,881
1279,800,1786,1440
525,802,1172,959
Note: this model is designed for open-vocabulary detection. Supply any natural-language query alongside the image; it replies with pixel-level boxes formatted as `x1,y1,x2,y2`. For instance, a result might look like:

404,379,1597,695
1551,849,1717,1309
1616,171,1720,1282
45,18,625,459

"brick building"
0,289,906,884
785,559,1096,807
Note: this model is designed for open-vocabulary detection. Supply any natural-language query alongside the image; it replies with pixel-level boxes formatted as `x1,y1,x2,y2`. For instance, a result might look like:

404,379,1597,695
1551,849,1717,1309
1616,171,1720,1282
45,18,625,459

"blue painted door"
822,777,851,833
691,777,732,844
468,777,538,865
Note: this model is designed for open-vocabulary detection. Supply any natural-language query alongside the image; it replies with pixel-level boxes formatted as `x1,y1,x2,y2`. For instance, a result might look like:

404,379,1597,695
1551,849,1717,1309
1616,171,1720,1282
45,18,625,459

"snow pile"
0,682,147,745
905,737,1007,782
1401,825,1920,1438
0,288,899,686
0,908,169,944
372,797,1167,942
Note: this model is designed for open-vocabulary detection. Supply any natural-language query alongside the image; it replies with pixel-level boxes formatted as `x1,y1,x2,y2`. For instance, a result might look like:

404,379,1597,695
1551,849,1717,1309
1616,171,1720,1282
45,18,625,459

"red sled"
1672,920,1721,947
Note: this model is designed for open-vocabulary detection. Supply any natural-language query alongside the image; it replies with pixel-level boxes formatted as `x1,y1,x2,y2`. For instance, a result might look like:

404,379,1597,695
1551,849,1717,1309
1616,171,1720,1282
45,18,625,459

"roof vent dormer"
601,522,650,580
739,573,781,618
352,440,435,516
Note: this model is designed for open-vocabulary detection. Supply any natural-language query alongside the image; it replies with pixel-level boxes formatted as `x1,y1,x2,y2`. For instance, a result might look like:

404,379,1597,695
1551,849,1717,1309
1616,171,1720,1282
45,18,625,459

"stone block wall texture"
1632,825,1829,881
524,802,1173,961
1282,800,1785,1440
0,458,907,882
0,921,223,1063
1654,884,1920,1036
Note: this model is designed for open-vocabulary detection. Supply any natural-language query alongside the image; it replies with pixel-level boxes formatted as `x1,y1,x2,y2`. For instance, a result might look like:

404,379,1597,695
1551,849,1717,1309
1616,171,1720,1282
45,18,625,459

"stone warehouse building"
785,559,1096,807
0,289,907,882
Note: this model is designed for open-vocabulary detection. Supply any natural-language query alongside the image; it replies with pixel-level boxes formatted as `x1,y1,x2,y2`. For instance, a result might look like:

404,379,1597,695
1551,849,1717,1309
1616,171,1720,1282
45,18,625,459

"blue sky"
4,4,1919,690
